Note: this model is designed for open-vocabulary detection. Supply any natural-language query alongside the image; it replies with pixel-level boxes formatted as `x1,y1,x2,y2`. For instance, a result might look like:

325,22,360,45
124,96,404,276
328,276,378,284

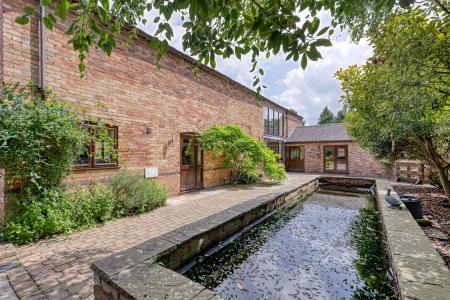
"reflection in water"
184,192,382,299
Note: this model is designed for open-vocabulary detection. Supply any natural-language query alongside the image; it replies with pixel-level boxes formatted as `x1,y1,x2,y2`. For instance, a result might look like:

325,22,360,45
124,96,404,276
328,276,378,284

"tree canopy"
318,106,336,124
16,0,445,92
335,9,450,196
317,105,347,124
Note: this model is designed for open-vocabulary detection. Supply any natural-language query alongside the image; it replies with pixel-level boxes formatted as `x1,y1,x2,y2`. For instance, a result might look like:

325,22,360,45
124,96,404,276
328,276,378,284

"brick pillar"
0,169,5,228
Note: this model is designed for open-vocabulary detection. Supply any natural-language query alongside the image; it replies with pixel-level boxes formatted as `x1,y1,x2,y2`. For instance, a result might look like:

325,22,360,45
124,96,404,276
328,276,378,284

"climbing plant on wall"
197,124,286,184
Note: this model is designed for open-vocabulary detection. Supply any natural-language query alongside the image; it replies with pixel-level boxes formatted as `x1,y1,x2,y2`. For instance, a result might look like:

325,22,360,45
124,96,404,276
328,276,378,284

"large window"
264,106,284,136
76,123,118,169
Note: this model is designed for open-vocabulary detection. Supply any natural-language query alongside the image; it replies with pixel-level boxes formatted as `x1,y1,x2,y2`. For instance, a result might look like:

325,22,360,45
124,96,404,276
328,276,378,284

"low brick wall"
91,179,318,299
375,180,450,299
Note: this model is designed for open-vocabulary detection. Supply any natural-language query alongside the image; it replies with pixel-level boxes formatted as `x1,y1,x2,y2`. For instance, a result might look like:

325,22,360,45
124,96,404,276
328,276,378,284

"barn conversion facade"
0,0,303,195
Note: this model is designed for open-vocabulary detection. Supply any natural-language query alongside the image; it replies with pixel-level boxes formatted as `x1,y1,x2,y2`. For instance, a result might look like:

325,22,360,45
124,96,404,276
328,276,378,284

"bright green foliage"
317,106,336,124
70,183,116,226
109,171,168,215
16,0,431,92
0,84,88,191
335,10,450,196
197,125,286,184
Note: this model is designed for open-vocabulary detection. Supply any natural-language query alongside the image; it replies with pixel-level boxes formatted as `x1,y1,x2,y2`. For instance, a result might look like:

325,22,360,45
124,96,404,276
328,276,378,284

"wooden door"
323,145,348,173
180,134,203,191
285,146,305,172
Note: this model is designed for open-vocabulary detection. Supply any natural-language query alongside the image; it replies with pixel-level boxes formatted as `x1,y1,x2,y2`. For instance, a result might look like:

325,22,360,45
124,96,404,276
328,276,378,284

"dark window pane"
76,144,90,165
268,109,273,135
182,138,193,165
264,107,269,134
95,128,117,165
274,111,279,136
280,113,284,136
271,109,275,135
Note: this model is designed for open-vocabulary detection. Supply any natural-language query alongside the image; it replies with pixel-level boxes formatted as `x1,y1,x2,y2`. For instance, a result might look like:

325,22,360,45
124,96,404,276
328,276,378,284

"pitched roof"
286,123,352,143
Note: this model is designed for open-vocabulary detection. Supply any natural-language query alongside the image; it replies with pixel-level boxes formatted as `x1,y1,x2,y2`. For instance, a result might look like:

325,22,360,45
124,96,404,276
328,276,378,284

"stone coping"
92,179,318,300
375,180,450,300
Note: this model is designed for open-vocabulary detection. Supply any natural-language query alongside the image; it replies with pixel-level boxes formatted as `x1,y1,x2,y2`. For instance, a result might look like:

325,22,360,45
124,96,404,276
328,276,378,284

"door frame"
180,133,203,192
323,145,349,174
285,145,305,172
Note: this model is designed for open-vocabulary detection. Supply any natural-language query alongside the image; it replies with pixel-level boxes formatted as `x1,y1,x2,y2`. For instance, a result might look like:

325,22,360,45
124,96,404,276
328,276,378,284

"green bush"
109,172,168,215
197,125,287,184
0,83,88,191
71,183,115,227
2,188,74,244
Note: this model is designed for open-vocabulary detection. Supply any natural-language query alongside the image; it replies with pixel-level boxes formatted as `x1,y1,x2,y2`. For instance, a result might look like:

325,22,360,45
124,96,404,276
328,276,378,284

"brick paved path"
0,174,318,299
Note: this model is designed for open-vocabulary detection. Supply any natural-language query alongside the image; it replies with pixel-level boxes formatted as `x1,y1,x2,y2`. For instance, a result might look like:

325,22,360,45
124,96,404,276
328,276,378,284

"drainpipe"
39,5,45,96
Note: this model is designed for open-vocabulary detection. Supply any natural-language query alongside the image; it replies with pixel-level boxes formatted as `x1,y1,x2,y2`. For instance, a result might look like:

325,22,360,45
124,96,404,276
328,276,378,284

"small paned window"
75,124,118,169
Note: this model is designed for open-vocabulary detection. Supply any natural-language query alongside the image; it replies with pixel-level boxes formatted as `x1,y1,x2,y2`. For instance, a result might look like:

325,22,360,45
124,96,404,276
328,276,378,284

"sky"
139,11,373,125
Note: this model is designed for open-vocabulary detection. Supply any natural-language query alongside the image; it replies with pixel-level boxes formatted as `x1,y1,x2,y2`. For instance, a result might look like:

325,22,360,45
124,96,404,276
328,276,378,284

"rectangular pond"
181,188,397,299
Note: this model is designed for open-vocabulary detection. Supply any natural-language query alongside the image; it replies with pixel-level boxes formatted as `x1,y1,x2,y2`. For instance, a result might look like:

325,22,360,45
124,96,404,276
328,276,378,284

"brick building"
285,124,392,178
0,0,303,195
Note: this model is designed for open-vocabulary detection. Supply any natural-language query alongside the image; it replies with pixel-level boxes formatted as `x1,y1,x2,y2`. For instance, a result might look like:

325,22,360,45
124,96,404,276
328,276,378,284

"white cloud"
272,37,372,124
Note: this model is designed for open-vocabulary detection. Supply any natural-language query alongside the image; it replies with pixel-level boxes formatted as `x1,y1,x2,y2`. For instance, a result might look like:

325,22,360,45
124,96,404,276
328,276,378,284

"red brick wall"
289,142,392,178
2,0,277,194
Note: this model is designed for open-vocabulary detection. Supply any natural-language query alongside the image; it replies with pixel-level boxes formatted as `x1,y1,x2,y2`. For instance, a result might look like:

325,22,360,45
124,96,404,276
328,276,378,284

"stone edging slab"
92,179,318,300
375,180,450,300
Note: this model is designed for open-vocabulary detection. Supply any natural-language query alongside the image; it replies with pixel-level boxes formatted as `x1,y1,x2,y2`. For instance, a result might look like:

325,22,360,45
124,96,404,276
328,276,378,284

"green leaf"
317,26,330,36
99,0,109,11
150,38,160,48
43,16,54,30
55,0,70,21
312,38,332,47
41,0,53,6
79,62,86,73
23,6,36,15
301,54,307,70
15,16,29,25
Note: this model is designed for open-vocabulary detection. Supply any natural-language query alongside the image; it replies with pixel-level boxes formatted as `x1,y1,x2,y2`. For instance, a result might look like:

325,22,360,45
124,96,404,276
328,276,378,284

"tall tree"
336,9,450,198
318,106,336,125
15,0,444,91
335,105,347,123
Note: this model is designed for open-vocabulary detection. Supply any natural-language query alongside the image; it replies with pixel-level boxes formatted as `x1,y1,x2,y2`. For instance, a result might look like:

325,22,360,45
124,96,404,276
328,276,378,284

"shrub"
109,172,167,215
0,83,88,191
2,188,75,244
197,125,287,184
70,183,115,227
1,174,167,245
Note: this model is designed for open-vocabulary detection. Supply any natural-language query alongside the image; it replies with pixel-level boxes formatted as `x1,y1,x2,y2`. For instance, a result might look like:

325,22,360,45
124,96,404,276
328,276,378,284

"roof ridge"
301,123,345,128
